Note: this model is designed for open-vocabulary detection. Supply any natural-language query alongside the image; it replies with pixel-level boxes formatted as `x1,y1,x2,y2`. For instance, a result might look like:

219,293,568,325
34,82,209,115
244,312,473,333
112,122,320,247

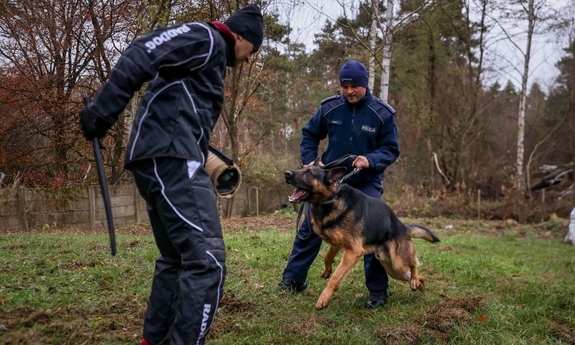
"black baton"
83,96,117,256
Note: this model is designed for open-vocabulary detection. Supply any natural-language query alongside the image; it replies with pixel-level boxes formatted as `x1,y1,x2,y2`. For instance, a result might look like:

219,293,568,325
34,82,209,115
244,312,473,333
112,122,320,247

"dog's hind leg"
416,275,425,292
408,261,422,292
316,245,363,310
385,240,423,292
321,245,340,279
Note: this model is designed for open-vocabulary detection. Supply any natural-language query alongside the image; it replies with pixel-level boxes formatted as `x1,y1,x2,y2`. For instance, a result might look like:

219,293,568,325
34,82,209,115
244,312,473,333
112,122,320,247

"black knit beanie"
224,4,264,51
339,60,369,88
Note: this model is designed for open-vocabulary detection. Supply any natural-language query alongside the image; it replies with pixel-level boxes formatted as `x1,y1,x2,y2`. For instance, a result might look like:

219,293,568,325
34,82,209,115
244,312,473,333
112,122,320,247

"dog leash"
339,167,362,184
296,202,311,240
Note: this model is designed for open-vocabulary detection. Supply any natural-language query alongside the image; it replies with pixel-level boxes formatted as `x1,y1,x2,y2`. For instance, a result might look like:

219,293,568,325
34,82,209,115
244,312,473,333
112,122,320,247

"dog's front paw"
315,298,330,310
315,290,333,310
320,268,332,278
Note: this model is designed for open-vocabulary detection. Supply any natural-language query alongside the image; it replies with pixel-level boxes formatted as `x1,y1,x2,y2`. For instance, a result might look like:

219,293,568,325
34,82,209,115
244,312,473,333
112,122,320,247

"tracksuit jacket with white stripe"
89,21,231,170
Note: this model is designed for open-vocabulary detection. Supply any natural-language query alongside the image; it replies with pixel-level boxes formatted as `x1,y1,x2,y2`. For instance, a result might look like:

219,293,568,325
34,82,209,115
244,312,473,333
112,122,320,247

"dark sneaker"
366,290,387,308
276,278,307,293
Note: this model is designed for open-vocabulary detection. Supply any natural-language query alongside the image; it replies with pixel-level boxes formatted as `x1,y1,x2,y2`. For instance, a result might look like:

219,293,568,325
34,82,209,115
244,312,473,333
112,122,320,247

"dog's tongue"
288,188,307,203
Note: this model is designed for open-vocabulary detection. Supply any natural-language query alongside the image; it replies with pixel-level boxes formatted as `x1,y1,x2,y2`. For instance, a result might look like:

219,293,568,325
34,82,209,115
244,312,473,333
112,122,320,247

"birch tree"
489,0,562,191
515,0,535,191
335,1,430,101
369,0,378,90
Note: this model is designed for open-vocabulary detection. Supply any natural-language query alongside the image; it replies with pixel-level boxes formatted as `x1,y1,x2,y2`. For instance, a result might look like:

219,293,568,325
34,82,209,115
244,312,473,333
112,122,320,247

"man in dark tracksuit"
277,60,400,308
78,5,264,345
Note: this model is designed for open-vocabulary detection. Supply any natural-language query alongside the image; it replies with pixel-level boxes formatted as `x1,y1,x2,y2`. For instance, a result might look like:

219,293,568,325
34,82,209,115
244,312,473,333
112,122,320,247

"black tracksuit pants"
131,157,226,345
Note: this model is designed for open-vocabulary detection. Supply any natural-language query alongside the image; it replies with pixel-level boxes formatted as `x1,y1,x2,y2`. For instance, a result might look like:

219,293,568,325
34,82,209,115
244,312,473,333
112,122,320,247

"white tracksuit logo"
198,303,211,338
144,24,191,53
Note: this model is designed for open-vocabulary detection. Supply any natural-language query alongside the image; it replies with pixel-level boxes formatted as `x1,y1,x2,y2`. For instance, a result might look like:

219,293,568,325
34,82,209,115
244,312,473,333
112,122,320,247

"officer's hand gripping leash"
83,96,117,256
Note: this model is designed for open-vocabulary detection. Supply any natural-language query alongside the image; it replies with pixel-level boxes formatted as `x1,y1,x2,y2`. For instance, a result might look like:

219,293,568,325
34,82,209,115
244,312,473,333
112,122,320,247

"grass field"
1,212,574,344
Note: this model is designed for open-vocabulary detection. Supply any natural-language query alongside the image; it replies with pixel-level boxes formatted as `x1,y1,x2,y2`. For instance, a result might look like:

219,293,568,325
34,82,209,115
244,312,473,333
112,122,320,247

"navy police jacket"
301,89,400,190
87,22,232,170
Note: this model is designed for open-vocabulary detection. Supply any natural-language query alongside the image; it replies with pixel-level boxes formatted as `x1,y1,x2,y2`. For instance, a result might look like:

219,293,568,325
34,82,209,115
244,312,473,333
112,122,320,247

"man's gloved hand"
79,107,112,141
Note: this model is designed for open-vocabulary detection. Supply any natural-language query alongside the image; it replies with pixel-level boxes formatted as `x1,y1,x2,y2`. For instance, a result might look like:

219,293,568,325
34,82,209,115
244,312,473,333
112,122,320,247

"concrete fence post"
134,183,142,223
88,187,96,228
17,187,29,231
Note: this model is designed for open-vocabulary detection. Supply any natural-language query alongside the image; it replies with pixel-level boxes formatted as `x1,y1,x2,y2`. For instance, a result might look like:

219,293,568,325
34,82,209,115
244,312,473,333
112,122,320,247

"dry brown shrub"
388,184,575,224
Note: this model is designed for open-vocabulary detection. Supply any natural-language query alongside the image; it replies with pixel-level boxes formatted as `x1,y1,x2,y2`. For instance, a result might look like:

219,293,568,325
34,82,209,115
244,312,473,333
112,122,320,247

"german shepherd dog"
285,163,440,310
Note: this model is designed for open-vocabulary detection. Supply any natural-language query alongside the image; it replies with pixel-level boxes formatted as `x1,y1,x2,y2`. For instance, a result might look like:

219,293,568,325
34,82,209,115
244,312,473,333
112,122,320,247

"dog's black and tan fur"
285,163,440,310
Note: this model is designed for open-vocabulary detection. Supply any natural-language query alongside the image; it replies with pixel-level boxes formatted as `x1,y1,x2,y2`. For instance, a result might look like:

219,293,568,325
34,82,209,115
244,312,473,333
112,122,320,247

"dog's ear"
326,166,347,182
312,157,321,167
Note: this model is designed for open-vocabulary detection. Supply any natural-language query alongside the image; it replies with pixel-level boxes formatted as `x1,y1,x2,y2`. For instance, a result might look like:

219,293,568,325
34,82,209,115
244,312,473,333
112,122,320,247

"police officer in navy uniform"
276,60,400,308
79,4,264,345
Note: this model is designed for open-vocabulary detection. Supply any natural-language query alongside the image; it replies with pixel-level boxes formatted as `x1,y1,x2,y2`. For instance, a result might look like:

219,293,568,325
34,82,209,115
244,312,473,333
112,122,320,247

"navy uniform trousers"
282,183,388,292
132,157,226,345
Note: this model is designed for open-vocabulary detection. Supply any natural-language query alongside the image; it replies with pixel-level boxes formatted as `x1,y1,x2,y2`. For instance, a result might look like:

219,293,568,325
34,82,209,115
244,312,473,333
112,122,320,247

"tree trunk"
368,0,378,90
515,0,535,191
379,0,394,102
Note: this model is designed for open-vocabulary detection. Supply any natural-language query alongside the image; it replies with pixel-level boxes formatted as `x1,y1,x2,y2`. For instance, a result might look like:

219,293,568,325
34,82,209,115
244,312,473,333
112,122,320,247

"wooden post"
88,187,96,228
17,187,29,231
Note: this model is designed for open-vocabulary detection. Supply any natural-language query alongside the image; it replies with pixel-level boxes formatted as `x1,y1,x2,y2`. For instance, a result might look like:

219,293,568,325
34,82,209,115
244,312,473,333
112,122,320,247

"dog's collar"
317,183,341,205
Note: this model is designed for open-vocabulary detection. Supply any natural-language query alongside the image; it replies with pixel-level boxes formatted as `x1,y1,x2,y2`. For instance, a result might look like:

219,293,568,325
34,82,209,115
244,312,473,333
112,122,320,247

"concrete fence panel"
0,183,291,232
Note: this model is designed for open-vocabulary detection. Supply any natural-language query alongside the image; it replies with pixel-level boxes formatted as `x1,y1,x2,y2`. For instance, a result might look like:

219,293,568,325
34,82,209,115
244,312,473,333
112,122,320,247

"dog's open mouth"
288,188,308,203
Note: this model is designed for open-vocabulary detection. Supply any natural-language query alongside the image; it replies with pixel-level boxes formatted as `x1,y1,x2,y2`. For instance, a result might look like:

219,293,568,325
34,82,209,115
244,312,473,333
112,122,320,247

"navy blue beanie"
339,60,368,88
225,4,264,51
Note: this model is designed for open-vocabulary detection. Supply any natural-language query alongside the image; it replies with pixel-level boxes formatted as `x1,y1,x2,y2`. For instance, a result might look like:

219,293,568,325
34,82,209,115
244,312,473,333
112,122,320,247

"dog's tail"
407,224,440,243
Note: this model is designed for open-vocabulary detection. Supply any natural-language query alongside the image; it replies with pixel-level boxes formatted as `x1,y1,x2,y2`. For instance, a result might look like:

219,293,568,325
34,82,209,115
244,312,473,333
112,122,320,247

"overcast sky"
274,0,574,92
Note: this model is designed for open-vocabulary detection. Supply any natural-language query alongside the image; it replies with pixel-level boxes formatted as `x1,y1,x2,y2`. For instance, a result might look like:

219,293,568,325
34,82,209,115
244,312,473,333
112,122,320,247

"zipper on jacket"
348,106,356,152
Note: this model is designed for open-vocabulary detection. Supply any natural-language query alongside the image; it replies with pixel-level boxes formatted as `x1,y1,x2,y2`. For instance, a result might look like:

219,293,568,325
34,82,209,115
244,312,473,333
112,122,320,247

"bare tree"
487,0,562,191
333,0,430,101
379,0,394,101
368,0,378,90
0,0,103,186
515,0,535,191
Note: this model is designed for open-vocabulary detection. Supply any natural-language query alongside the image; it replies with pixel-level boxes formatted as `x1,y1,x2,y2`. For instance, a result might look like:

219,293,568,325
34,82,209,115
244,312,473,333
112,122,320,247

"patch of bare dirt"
0,303,145,344
1,214,297,235
207,291,256,339
418,295,486,332
549,322,575,344
59,259,100,270
218,292,256,316
380,324,449,345
379,295,486,345
0,308,52,345
22,312,51,327
221,214,295,233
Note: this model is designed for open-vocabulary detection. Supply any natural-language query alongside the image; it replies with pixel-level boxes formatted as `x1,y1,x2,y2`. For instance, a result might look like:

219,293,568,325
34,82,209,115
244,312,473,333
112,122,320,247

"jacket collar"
210,21,236,67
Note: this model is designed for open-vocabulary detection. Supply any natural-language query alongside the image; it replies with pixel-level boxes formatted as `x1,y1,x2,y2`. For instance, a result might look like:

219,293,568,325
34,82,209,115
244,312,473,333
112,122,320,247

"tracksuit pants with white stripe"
132,157,226,345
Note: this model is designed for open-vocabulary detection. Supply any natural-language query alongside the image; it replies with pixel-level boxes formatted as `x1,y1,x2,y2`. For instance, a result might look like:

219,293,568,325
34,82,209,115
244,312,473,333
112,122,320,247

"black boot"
366,290,387,308
276,278,307,293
